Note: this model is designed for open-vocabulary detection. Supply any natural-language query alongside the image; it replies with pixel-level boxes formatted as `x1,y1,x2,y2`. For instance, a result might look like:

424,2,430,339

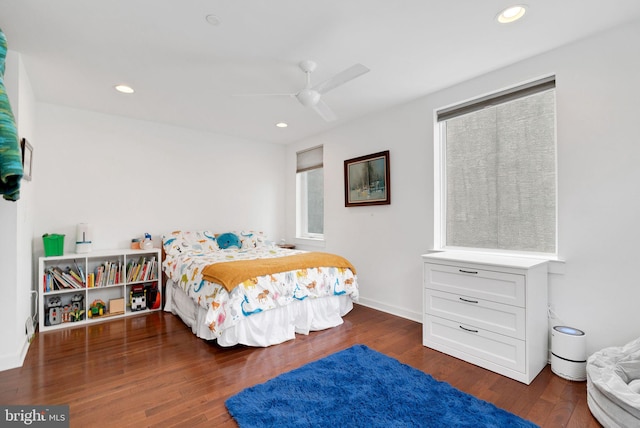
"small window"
436,77,556,255
296,146,324,239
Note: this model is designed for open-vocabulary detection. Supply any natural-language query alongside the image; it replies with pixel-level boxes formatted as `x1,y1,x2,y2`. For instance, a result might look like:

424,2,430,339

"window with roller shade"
436,77,556,254
296,146,324,239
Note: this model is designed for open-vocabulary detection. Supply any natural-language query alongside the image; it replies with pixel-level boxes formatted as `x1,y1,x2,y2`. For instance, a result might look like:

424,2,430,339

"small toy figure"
47,296,62,325
70,294,85,322
62,305,71,323
71,293,84,312
130,284,146,311
88,299,106,318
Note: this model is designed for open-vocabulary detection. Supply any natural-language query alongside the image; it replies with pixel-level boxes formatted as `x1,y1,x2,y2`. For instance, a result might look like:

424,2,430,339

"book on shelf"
95,265,103,287
92,260,125,287
134,257,145,281
74,259,86,283
63,271,83,288
69,269,84,285
126,256,157,283
141,261,152,281
145,257,156,281
44,266,84,291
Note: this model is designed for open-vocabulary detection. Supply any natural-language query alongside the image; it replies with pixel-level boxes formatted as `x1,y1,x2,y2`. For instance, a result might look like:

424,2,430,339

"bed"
161,230,359,347
587,336,640,428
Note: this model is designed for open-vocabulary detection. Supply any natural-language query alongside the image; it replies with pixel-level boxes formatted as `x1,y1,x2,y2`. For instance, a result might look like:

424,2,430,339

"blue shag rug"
225,344,538,427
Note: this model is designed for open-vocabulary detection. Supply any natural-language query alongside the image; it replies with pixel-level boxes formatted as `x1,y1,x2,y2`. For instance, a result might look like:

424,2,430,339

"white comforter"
162,246,359,338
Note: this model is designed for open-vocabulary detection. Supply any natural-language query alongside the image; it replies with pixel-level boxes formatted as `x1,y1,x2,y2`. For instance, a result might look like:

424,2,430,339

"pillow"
238,230,266,249
162,230,219,256
216,232,241,250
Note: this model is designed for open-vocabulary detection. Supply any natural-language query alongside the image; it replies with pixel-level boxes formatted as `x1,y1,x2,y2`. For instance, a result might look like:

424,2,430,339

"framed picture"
344,150,390,207
20,138,33,181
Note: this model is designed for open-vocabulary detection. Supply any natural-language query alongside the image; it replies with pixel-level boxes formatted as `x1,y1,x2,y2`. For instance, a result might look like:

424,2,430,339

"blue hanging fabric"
0,27,23,201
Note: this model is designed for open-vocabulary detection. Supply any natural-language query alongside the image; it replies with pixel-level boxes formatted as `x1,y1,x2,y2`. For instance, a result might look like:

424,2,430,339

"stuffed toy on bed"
0,27,23,201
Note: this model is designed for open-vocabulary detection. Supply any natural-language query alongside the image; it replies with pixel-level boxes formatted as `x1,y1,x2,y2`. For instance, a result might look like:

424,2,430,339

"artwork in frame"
344,150,390,207
20,138,33,181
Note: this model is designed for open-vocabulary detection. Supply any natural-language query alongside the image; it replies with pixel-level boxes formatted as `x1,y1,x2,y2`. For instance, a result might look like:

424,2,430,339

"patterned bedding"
162,230,359,339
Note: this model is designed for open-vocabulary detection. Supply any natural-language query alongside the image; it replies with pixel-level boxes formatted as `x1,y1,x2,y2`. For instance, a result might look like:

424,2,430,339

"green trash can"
43,234,65,256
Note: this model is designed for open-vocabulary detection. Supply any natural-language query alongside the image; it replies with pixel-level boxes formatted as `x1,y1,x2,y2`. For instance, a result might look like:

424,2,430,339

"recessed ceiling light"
497,5,527,24
115,84,134,94
275,122,288,128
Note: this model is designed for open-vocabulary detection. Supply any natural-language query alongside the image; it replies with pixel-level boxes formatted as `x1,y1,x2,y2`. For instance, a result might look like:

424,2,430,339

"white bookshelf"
38,248,162,332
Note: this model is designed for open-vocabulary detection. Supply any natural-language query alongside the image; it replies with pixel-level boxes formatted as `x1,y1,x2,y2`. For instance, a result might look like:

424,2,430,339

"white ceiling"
2,1,640,144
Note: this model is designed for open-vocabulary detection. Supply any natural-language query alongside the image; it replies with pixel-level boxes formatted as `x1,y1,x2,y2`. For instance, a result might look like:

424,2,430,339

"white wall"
286,19,640,355
286,100,432,321
0,51,36,371
0,102,286,372
33,104,287,253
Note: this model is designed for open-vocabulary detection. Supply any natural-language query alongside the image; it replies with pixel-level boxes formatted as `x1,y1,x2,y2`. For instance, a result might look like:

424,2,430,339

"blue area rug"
225,344,538,427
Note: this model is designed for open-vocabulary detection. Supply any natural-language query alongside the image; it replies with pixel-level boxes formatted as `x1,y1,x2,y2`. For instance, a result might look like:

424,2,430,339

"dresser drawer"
424,288,525,340
424,263,525,307
424,314,526,373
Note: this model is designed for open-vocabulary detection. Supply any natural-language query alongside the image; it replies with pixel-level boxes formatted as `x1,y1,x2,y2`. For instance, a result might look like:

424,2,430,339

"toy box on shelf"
38,248,162,331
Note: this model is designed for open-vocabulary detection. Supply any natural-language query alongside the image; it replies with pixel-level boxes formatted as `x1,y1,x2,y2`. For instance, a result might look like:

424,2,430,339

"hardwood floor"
0,305,600,427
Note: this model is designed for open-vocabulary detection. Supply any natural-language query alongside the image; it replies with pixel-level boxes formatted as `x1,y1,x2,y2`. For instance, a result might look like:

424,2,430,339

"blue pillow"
216,232,241,249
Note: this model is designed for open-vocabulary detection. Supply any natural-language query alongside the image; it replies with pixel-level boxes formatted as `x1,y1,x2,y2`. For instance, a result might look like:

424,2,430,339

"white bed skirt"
164,279,354,347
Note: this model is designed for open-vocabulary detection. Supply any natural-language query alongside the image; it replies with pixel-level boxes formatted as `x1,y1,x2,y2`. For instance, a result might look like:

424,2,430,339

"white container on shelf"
75,223,92,253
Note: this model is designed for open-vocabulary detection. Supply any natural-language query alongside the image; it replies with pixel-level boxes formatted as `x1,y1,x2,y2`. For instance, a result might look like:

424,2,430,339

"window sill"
295,237,326,250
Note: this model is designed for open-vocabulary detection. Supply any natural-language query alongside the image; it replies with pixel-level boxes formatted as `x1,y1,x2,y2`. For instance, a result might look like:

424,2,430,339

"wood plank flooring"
0,305,600,427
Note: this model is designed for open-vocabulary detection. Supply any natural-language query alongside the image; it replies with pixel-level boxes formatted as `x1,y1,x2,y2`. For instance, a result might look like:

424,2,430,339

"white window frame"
296,146,324,241
434,76,558,258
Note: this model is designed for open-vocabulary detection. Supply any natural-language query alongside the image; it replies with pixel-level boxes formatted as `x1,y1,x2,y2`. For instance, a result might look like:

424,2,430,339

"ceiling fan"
237,60,370,122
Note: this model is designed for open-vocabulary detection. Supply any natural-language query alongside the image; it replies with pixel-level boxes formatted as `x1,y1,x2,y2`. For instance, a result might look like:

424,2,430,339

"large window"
436,77,556,255
296,146,324,239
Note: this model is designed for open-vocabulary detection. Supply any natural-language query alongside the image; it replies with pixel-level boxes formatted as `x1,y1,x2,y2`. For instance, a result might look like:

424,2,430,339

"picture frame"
344,150,390,207
20,138,33,181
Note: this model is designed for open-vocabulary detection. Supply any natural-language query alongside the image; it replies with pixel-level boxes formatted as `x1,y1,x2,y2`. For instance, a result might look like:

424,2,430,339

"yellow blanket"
201,252,357,292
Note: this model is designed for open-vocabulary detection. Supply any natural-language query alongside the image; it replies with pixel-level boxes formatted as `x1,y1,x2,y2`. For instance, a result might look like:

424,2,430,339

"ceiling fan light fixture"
234,60,369,122
497,5,527,24
114,84,134,94
296,89,320,107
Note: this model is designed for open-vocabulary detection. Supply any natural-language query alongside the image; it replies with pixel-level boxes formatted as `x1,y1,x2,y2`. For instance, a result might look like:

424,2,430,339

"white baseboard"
356,297,422,324
0,335,30,373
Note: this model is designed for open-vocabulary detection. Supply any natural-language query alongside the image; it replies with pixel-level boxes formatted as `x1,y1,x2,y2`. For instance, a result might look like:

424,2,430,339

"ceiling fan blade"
232,92,295,97
312,63,370,95
312,99,337,122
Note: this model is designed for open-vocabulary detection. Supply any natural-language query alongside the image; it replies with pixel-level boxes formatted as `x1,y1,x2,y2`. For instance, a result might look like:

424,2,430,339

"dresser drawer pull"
459,325,479,333
459,269,478,274
459,297,479,304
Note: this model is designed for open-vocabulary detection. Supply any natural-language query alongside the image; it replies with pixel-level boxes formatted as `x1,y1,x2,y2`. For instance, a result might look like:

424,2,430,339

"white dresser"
422,251,548,384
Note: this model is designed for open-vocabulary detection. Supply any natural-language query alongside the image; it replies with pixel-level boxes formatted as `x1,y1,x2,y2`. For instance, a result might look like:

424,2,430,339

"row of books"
44,266,85,291
43,257,158,292
91,260,122,288
127,257,157,283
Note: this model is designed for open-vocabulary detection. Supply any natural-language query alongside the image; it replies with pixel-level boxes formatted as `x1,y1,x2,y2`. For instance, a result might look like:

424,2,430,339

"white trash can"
551,325,587,381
